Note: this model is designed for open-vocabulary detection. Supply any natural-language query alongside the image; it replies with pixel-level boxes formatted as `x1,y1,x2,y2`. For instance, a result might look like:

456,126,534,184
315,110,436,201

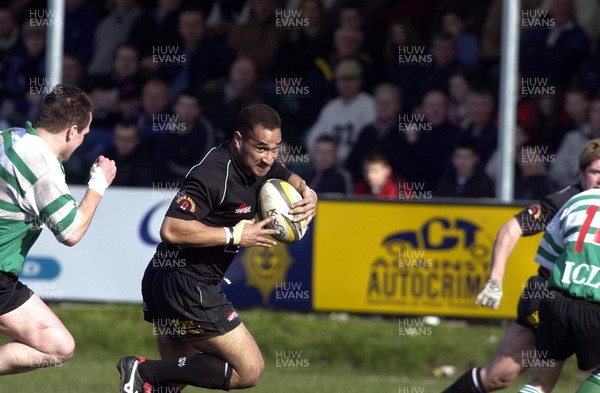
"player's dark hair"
237,103,281,138
363,151,390,166
34,84,92,134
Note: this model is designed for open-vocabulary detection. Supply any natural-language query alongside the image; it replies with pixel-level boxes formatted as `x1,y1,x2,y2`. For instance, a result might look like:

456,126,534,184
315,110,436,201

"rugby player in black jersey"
117,104,317,392
443,139,600,393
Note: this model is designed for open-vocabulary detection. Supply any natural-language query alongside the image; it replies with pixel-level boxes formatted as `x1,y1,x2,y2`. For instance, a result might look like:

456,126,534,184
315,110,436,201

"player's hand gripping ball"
258,179,307,243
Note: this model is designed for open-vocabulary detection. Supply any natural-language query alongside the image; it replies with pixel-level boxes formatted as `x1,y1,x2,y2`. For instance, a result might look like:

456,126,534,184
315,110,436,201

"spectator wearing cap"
304,58,376,164
301,26,375,127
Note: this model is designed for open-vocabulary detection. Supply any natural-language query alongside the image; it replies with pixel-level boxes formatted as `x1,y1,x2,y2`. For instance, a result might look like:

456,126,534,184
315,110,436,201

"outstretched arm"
475,217,524,309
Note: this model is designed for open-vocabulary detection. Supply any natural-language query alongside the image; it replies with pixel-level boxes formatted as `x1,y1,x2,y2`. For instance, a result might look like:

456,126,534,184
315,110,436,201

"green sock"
577,371,600,393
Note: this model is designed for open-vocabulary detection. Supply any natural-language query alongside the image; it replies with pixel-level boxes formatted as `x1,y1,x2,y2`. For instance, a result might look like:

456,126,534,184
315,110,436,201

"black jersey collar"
226,142,256,186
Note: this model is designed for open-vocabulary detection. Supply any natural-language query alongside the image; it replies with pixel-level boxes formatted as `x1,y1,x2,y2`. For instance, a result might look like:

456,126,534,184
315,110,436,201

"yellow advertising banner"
313,200,541,318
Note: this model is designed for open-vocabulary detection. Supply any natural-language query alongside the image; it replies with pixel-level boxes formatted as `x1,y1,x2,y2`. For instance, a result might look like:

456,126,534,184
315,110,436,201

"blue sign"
21,257,61,279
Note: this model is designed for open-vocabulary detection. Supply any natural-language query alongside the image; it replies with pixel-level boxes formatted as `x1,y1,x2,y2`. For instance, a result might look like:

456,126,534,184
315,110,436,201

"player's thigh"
188,322,264,374
0,294,73,353
488,322,535,375
156,335,201,360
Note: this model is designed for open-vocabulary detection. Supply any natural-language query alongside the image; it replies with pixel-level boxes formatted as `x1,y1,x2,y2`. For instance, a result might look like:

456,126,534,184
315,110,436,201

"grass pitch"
0,304,586,392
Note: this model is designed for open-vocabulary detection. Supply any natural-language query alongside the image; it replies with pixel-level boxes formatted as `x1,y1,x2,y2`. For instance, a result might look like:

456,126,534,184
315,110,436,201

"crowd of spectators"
1,0,599,200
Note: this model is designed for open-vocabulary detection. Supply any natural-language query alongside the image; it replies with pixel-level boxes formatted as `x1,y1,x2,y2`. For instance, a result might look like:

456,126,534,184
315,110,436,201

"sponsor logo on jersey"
528,203,542,219
227,310,239,322
175,195,196,213
235,203,251,214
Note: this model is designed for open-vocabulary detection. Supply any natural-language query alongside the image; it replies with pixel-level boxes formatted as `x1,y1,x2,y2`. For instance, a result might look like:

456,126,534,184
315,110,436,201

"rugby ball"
258,179,307,243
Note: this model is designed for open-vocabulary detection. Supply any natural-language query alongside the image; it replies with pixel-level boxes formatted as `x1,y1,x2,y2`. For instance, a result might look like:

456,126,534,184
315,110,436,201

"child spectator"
354,152,408,199
435,138,495,198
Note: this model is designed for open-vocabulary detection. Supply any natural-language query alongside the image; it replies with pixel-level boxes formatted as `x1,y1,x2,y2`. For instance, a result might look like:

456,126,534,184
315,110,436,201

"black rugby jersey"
514,183,583,278
156,143,293,284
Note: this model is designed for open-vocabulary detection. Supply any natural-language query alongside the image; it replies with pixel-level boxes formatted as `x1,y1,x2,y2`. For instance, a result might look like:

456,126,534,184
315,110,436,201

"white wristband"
88,163,108,196
224,227,231,245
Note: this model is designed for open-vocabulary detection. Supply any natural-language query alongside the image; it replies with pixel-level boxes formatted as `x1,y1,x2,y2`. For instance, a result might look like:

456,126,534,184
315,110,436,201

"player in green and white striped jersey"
524,188,600,393
536,189,600,302
0,85,116,376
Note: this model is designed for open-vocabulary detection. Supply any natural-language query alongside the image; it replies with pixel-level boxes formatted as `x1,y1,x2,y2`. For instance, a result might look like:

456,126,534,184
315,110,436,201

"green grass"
0,304,588,392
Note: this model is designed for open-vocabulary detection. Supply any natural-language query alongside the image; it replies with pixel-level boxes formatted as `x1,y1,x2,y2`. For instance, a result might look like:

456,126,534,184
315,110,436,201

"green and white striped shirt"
0,121,80,275
535,188,600,303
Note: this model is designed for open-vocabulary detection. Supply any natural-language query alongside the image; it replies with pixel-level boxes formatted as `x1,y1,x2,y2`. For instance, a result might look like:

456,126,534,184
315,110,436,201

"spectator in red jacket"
354,152,409,198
